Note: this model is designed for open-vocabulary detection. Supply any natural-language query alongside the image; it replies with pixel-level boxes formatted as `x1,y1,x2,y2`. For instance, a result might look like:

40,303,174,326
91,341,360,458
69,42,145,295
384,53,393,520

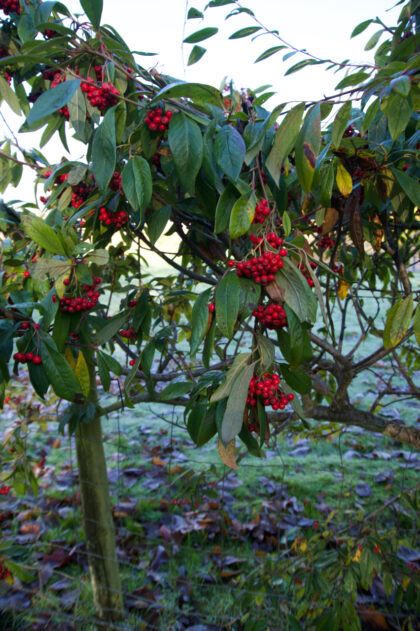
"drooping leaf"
188,45,207,65
336,162,353,197
80,0,103,29
210,352,251,402
75,351,90,398
187,405,217,446
190,288,212,355
215,183,240,233
275,258,317,323
146,205,171,245
391,167,420,207
0,76,21,115
332,101,352,148
383,295,414,349
214,125,245,182
95,310,130,345
215,271,240,337
168,112,203,194
265,103,305,184
121,156,152,220
39,334,82,401
382,92,412,140
220,360,256,445
22,216,68,257
92,107,116,190
218,438,238,469
26,79,81,126
295,104,321,194
414,301,420,347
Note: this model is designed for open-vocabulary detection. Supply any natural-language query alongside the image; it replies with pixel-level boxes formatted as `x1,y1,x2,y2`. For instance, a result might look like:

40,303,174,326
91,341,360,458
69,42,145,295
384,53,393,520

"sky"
1,0,402,203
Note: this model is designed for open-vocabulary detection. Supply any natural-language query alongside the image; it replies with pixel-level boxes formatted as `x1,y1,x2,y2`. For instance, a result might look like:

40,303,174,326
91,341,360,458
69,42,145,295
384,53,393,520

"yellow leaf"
322,207,339,234
255,592,264,606
218,438,238,469
75,351,90,398
65,347,76,370
336,163,353,197
338,279,350,299
352,548,362,563
402,577,411,590
300,540,308,553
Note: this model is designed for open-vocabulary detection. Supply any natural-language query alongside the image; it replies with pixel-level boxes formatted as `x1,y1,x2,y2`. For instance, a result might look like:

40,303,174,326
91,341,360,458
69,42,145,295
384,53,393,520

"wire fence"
1,402,420,631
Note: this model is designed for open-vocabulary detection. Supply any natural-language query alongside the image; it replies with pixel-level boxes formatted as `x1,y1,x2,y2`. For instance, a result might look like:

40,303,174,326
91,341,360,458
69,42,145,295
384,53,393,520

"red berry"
32,355,42,365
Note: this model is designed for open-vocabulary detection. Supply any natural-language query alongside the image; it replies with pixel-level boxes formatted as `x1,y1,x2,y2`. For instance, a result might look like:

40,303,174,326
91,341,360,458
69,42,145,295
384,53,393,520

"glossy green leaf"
361,98,379,136
335,72,370,90
254,45,286,63
95,310,130,345
27,79,81,126
158,381,193,401
92,107,116,190
188,45,206,66
214,125,245,182
295,103,321,193
364,29,383,50
275,258,317,323
280,364,311,395
332,101,352,147
121,156,152,220
190,288,212,355
184,27,218,44
187,405,217,446
382,92,412,140
39,334,82,401
229,194,255,238
351,19,373,37
282,211,292,237
168,111,203,194
215,271,240,337
220,360,256,445
215,183,240,233
391,167,420,207
151,81,223,108
22,216,68,257
285,59,324,75
383,295,414,349
80,0,103,29
229,26,261,39
266,103,305,184
391,75,411,97
146,204,171,245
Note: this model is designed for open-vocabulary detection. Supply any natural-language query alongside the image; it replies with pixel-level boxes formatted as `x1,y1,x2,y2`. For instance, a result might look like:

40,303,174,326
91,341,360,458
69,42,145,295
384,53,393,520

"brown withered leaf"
303,142,316,168
322,208,339,234
218,439,238,470
346,190,364,259
265,281,285,303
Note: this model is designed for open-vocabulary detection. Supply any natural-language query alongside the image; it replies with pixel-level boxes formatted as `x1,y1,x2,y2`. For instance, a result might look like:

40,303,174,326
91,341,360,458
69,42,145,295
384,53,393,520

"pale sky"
1,0,401,203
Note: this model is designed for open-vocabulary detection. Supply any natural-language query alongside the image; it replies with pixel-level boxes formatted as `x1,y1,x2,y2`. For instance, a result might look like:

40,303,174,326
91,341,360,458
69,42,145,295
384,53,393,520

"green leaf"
26,79,81,126
332,101,352,148
80,0,103,29
275,258,317,323
229,193,255,238
184,27,218,43
391,75,411,97
282,211,292,237
215,271,240,337
124,357,141,397
100,351,122,376
0,76,21,115
295,104,321,194
151,81,223,108
280,364,311,395
258,336,275,370
254,45,286,63
97,351,111,391
187,404,217,446
351,19,373,38
146,205,171,245
229,26,261,39
28,360,50,399
85,248,109,266
121,156,152,220
95,310,130,345
383,295,414,349
187,7,204,18
220,361,256,444
39,334,82,401
391,167,420,207
67,86,89,141
190,288,212,355
22,216,68,257
168,112,203,194
210,352,251,402
215,183,240,233
266,103,305,184
188,45,207,66
364,29,383,51
361,98,379,136
335,72,370,90
92,107,116,190
382,92,412,140
214,125,246,182
414,301,420,347
285,59,325,75
238,277,261,317
158,381,193,401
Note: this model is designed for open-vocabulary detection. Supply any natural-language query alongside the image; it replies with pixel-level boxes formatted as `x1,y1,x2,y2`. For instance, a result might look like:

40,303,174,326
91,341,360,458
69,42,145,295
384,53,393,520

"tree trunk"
75,356,124,625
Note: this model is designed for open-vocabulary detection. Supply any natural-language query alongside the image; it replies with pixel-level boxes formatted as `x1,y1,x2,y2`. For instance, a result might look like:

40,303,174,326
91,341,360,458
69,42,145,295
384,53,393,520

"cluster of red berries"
128,300,138,308
109,171,122,192
55,277,102,313
13,352,42,364
98,207,129,229
252,304,287,330
145,108,172,132
247,373,294,410
0,485,11,495
81,80,120,113
343,125,361,138
228,238,287,286
0,565,11,581
318,234,335,250
298,262,317,288
0,50,11,84
119,326,137,340
0,0,20,15
253,199,271,224
43,28,59,39
250,233,285,250
71,181,94,208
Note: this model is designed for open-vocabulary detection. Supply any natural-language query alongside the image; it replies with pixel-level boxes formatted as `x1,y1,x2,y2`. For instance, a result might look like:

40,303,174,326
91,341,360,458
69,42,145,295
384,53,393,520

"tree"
0,0,419,624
